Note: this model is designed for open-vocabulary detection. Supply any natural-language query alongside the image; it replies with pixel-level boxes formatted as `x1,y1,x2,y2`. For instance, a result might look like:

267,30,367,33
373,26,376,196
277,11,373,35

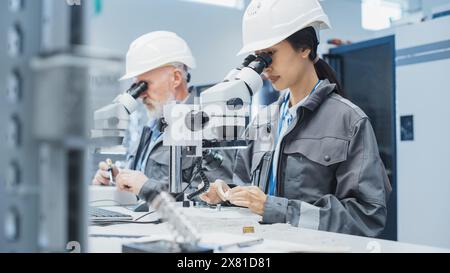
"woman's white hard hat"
238,0,331,56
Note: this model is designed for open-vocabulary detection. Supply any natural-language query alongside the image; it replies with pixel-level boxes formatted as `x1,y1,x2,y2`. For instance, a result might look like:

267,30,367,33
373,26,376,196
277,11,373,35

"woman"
201,0,392,237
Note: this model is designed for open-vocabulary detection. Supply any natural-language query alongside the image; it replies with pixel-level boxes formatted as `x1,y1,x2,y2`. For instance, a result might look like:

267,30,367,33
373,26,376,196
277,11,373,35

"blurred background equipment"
324,15,450,248
1,0,450,253
0,0,123,252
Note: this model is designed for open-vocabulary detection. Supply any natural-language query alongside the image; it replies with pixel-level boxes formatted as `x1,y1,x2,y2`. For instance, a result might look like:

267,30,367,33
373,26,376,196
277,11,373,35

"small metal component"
8,24,23,57
9,0,24,12
7,70,22,103
169,146,182,195
243,226,255,234
5,207,20,242
7,115,21,148
6,161,21,188
324,155,331,162
106,158,115,186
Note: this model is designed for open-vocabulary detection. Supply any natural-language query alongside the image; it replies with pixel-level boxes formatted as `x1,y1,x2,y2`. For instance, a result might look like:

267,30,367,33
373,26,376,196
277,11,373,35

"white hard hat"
120,31,196,81
238,0,331,56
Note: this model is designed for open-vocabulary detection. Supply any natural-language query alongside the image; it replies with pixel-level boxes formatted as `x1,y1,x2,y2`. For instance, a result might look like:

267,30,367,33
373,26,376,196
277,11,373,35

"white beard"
145,92,176,121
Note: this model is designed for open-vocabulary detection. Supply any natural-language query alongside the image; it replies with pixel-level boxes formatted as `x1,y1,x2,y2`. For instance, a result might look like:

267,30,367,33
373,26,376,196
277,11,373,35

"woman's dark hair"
285,26,343,96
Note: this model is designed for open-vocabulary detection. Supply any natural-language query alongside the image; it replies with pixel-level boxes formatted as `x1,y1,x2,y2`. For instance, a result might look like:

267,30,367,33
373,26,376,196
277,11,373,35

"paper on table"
197,232,351,253
241,239,352,253
89,222,169,238
198,232,263,250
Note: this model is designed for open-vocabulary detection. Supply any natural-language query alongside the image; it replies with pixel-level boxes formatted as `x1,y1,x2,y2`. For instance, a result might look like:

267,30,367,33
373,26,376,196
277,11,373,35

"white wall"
83,0,245,86
422,0,450,16
83,0,376,84
319,0,374,53
395,16,450,249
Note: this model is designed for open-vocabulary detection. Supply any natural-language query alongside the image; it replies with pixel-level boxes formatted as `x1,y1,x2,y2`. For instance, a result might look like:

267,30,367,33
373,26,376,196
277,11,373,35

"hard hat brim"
237,36,287,56
119,69,149,81
238,18,332,56
119,59,197,81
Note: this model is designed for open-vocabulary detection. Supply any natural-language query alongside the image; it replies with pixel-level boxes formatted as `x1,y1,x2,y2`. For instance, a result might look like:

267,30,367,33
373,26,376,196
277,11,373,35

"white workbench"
88,205,449,253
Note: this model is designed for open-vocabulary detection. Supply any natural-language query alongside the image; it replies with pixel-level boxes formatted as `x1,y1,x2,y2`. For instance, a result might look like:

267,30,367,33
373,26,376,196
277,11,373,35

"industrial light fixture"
181,0,245,10
362,0,403,30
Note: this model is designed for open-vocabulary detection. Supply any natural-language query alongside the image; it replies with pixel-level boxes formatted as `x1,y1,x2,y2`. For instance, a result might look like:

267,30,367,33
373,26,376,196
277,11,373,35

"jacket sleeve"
262,118,392,237
138,178,168,202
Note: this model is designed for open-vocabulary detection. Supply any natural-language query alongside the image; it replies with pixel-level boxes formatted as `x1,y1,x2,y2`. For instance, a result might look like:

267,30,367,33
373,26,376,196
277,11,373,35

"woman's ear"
300,48,312,59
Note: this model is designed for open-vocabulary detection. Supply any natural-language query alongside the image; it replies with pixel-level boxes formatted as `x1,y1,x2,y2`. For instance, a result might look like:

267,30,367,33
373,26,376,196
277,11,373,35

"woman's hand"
227,186,267,216
199,179,230,205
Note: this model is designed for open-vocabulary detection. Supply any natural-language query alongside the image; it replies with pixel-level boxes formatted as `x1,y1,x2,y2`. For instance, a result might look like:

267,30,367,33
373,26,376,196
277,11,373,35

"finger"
94,173,109,185
98,161,108,171
118,183,129,191
199,194,211,203
112,166,119,177
116,178,129,190
216,183,228,201
99,170,111,179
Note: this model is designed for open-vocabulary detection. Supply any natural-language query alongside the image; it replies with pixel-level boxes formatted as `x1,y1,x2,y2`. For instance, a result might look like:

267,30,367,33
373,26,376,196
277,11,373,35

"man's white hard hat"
120,31,196,81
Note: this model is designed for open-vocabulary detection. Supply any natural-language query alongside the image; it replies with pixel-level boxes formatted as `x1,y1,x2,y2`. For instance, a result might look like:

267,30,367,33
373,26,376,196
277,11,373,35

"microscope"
93,53,272,252
162,52,272,201
91,81,148,147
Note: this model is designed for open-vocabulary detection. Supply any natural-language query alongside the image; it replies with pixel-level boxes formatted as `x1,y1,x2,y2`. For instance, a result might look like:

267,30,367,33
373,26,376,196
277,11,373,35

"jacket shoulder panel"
328,94,368,121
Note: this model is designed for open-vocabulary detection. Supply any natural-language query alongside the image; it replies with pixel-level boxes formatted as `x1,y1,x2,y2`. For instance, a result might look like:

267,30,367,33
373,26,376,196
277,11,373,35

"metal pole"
169,146,182,196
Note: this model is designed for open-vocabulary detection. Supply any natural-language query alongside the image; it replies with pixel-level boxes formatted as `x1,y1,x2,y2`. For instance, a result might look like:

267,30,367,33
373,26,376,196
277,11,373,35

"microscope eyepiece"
248,52,272,74
127,81,148,99
241,54,258,68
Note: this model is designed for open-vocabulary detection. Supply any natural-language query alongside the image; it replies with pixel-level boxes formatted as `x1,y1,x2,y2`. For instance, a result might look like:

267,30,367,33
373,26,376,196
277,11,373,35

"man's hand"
227,186,267,216
199,179,230,205
92,159,119,186
115,169,148,195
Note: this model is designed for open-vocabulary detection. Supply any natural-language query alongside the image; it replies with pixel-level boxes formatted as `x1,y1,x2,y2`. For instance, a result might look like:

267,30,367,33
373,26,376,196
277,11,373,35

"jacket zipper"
276,107,306,196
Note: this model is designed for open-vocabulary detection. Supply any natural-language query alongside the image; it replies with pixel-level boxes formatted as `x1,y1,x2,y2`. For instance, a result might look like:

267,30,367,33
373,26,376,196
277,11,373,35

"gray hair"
168,62,190,83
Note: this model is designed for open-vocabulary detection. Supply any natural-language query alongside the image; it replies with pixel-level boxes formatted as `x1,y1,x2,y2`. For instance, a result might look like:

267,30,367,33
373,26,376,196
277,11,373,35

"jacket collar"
275,79,337,114
184,86,196,104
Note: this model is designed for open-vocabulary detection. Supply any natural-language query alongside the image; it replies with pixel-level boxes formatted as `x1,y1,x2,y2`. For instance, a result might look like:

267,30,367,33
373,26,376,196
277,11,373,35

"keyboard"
89,207,133,222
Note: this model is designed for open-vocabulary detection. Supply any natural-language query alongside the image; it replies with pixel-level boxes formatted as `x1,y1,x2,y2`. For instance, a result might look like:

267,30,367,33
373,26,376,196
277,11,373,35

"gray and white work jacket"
233,79,392,237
